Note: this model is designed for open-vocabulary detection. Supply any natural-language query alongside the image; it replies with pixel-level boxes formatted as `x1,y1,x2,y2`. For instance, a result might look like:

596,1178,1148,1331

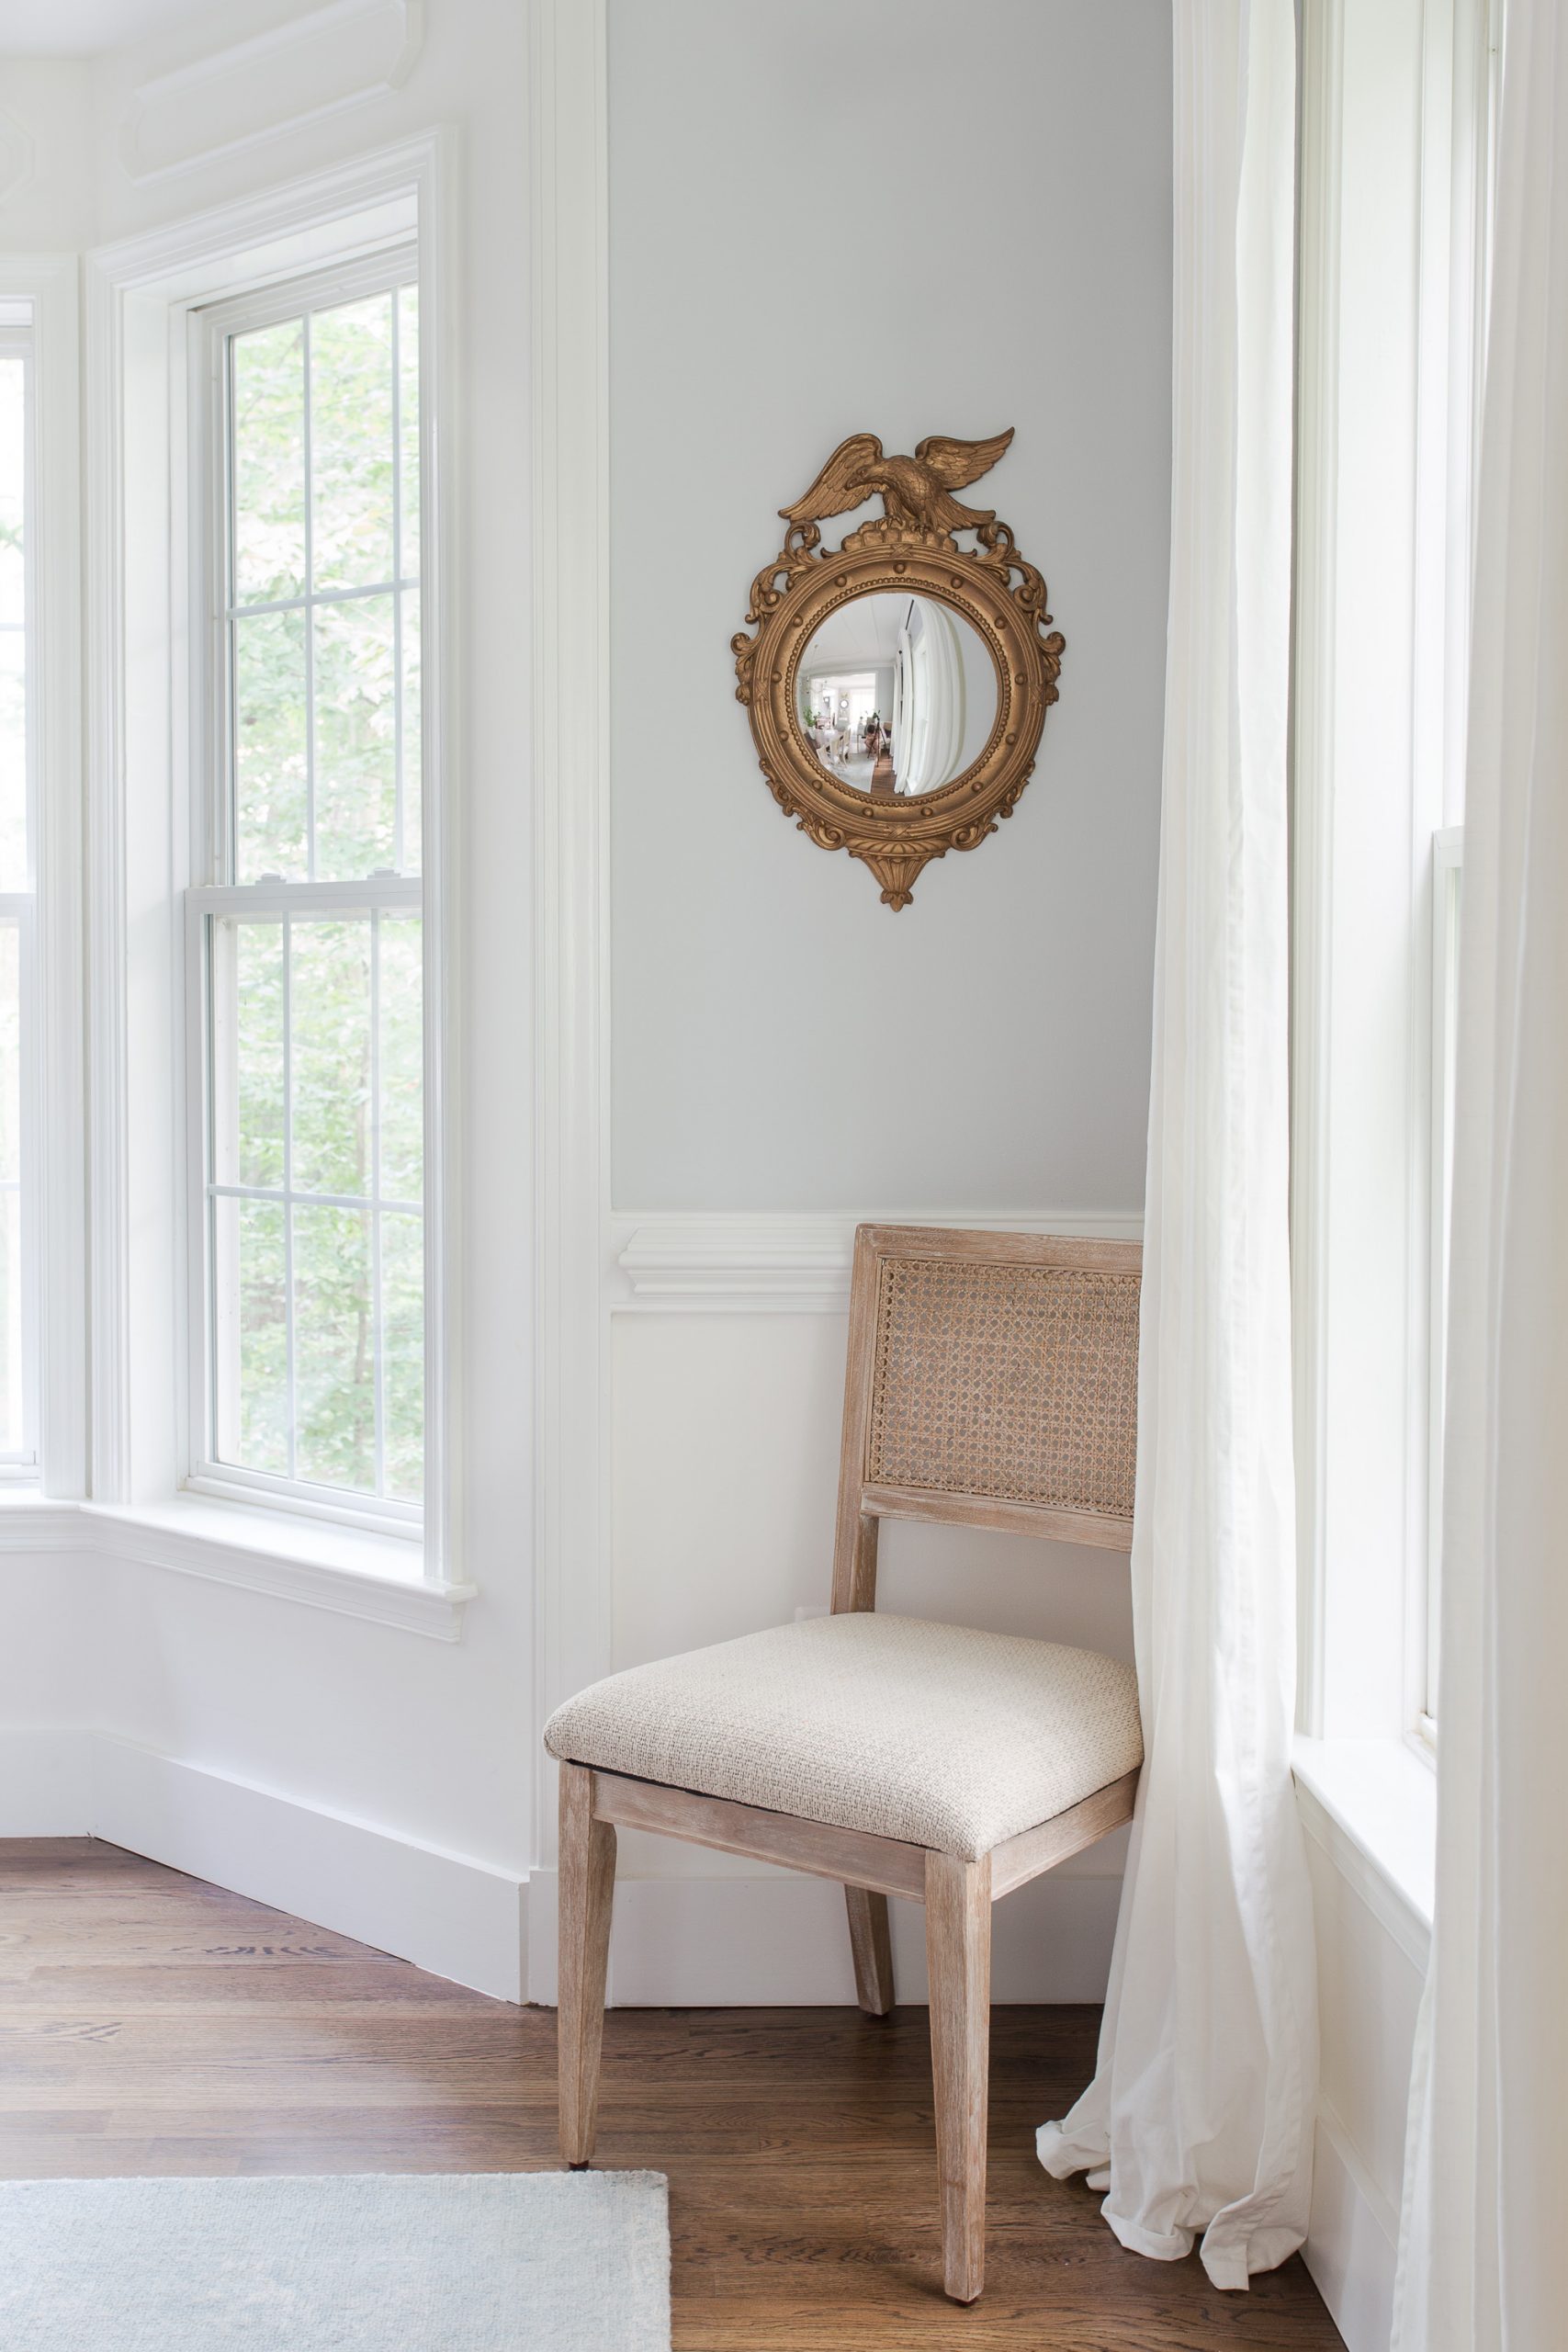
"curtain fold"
1392,4,1568,2344
1036,0,1317,2290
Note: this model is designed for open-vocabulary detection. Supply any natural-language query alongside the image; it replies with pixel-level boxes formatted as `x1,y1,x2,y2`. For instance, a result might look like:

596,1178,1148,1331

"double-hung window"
187,253,425,1535
0,306,38,1475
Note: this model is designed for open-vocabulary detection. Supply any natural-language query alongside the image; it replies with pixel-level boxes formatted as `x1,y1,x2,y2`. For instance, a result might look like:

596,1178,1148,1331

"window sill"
1292,1734,1436,1971
0,1494,475,1640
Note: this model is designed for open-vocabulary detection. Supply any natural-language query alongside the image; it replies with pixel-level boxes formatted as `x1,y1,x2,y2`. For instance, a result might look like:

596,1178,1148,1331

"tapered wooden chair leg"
844,1886,896,2016
924,1849,992,2303
558,1761,617,2167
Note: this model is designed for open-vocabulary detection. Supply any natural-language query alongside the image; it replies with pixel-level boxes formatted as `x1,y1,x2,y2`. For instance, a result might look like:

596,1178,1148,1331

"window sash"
186,878,423,1534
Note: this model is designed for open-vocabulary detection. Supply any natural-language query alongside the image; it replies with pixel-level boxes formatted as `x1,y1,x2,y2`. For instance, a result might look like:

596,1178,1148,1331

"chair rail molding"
530,0,613,1865
611,1211,1145,1314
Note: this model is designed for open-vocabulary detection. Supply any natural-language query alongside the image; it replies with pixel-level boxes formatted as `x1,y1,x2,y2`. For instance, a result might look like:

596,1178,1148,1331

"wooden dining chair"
544,1225,1144,2304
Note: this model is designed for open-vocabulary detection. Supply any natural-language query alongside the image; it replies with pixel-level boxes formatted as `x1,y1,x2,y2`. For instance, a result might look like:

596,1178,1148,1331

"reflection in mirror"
796,592,997,797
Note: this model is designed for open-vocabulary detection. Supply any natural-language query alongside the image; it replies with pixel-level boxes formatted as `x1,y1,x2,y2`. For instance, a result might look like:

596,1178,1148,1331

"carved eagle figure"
779,428,1016,537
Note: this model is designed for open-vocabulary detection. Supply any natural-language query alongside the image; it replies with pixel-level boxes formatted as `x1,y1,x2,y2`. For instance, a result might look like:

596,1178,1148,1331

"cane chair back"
832,1227,1141,1611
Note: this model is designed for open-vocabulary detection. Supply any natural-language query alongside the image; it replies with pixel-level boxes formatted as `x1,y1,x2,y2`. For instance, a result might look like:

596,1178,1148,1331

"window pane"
290,917,371,1200
0,354,23,628
378,912,422,1201
381,1209,423,1501
0,629,24,892
231,320,305,605
294,1202,374,1490
233,606,308,879
213,1194,288,1476
310,295,394,593
400,585,421,876
314,594,397,877
398,284,419,580
210,916,285,1191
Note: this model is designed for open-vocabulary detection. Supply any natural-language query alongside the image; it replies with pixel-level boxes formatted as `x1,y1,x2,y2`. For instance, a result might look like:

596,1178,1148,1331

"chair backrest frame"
830,1225,1143,1614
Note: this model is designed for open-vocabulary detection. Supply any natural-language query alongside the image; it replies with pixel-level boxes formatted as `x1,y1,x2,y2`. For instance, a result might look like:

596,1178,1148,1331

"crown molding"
119,0,425,187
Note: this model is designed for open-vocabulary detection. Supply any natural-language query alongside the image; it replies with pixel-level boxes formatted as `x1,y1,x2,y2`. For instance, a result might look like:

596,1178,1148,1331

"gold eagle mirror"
732,429,1064,908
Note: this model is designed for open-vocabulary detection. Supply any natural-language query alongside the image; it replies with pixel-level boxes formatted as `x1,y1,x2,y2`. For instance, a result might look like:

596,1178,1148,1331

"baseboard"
1303,2100,1397,2352
0,1729,526,2003
525,1860,1123,2006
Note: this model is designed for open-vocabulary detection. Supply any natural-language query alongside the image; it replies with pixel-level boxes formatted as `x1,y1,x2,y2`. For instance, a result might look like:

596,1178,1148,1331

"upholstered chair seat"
545,1612,1142,1861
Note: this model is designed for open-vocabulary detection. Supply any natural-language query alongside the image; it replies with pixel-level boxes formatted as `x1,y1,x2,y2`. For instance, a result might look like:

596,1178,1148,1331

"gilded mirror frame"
732,429,1065,908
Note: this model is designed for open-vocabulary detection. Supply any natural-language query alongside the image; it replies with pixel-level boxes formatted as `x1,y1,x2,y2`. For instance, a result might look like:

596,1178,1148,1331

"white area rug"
0,2171,671,2350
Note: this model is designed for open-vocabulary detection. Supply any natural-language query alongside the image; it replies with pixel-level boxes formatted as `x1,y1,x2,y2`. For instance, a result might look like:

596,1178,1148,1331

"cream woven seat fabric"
544,1612,1143,1861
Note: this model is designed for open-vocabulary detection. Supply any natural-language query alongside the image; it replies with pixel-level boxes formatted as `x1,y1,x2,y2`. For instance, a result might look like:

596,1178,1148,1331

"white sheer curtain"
1037,0,1317,2290
1392,4,1568,2343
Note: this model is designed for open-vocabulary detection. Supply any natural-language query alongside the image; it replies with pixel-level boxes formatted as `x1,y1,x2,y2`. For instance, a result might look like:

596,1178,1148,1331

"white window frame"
1421,821,1463,1736
1292,0,1495,1760
84,137,461,1610
183,248,427,1542
0,258,85,1507
0,311,42,1475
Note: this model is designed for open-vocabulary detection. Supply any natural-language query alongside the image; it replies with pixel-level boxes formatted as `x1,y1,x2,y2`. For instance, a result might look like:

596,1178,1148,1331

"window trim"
0,321,41,1472
85,134,458,1591
0,256,85,1502
183,251,429,1541
1292,0,1495,1756
1420,822,1463,1736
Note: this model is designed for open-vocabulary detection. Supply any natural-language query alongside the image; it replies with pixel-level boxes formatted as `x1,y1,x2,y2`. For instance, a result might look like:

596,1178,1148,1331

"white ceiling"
0,0,230,57
801,591,911,673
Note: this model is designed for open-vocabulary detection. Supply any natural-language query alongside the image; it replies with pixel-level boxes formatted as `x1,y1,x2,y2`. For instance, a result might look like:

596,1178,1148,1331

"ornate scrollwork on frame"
732,428,1064,908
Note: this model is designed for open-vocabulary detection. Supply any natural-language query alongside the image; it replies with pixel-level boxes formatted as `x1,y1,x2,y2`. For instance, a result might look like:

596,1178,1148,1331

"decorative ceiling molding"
0,108,37,211
118,0,424,186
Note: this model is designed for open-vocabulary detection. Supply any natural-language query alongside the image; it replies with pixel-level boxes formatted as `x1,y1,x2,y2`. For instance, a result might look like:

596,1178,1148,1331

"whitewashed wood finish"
844,1886,896,2018
988,1769,1140,1899
558,1760,616,2166
925,1848,993,2302
590,1770,928,1901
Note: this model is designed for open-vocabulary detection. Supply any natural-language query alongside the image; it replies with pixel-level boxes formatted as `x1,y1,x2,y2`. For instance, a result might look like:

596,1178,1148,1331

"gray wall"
609,0,1171,1209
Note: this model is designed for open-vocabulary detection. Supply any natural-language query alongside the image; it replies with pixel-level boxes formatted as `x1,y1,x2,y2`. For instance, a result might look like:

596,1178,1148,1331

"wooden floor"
0,1839,1342,2349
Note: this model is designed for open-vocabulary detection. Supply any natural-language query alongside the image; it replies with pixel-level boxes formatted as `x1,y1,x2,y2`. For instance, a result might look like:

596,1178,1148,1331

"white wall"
609,0,1172,1211
0,0,536,1999
0,0,1172,2015
586,0,1171,2002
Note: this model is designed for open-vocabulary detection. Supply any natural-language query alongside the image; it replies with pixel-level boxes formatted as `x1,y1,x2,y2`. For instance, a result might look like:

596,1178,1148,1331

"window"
186,254,425,1532
0,306,37,1474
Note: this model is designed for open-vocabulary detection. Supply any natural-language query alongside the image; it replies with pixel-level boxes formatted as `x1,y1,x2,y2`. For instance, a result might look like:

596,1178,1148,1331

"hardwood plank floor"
0,1839,1343,2349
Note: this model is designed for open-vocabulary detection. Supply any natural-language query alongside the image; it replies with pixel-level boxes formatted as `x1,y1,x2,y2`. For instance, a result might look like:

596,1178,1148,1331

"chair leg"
844,1886,896,2017
924,1849,992,2304
558,1761,617,2167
